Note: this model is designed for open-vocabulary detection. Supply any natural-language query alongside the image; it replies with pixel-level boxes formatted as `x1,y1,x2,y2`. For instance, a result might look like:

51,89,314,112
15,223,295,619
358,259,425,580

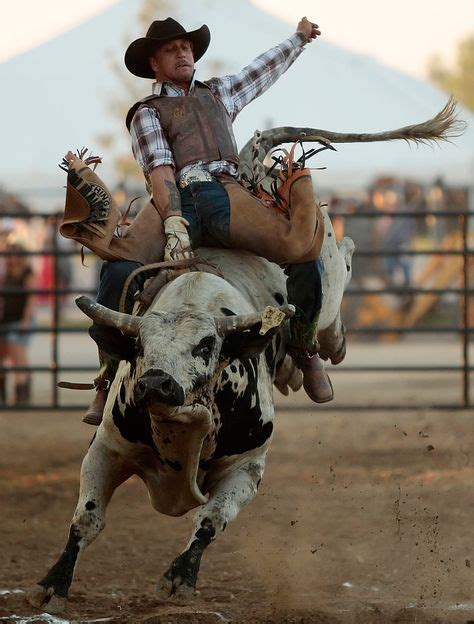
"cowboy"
70,16,344,425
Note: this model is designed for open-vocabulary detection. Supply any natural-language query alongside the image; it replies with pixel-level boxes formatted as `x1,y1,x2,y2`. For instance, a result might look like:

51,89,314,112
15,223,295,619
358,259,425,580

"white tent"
0,0,472,197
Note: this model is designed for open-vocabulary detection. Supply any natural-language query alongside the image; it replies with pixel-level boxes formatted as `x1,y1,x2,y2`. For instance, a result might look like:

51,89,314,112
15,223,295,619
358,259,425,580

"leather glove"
164,216,194,262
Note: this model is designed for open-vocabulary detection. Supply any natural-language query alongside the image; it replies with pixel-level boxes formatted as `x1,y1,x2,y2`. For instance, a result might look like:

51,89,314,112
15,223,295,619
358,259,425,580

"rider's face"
149,38,195,88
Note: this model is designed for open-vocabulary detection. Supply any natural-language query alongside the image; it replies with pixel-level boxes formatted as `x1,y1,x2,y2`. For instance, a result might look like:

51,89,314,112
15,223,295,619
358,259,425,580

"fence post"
461,213,471,407
51,216,60,408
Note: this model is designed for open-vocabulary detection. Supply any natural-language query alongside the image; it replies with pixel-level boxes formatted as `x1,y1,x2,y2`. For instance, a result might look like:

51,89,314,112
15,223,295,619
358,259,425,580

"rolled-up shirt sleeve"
208,32,307,121
130,106,175,174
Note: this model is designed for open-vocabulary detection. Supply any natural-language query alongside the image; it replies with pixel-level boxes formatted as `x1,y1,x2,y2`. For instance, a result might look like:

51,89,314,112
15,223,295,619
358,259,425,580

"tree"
427,34,474,112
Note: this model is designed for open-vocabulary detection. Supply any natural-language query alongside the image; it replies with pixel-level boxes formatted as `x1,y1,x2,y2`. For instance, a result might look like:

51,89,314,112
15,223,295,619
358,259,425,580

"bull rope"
118,257,224,315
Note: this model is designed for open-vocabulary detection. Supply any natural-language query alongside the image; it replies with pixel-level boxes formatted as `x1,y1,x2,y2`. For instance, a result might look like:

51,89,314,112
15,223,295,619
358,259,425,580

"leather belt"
178,170,213,188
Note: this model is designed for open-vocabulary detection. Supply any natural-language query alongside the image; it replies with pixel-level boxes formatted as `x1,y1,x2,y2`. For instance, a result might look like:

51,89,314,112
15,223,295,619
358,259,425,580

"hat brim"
124,25,210,79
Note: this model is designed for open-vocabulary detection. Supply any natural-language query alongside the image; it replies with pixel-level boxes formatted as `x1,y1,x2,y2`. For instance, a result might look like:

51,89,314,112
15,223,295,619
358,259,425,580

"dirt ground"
1,379,474,623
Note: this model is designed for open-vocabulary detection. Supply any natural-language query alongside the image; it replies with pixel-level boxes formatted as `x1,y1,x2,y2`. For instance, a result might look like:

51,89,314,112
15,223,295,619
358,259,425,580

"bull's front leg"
27,437,131,614
159,458,265,599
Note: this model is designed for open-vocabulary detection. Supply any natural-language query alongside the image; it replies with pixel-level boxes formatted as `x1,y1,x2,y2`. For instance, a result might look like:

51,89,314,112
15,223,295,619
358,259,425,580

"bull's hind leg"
316,205,355,364
159,458,265,599
27,438,130,614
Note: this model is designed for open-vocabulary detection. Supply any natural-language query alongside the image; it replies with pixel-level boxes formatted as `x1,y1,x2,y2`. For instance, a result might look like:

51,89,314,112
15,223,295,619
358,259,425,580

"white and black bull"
28,213,354,614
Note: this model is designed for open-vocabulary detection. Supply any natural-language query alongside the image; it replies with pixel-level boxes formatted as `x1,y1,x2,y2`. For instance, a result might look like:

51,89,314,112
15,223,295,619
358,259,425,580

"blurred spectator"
38,216,74,305
426,177,447,243
404,182,427,238
379,191,415,288
328,195,346,241
0,243,35,404
344,197,378,280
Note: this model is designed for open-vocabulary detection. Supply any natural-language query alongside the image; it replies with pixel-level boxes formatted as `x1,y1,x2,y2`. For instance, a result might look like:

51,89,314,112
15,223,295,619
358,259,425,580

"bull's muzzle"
136,369,185,407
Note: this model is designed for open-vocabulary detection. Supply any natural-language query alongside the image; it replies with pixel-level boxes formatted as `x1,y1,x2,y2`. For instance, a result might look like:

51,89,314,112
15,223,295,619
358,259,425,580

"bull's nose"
137,369,185,406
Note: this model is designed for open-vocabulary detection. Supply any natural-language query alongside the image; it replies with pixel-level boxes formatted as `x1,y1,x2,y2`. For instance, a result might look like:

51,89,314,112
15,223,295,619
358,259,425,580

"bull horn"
75,296,140,336
216,304,295,337
239,97,466,173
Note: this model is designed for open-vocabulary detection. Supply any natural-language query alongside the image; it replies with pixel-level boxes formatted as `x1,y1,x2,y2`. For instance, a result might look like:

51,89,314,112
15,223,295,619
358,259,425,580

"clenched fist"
296,17,321,42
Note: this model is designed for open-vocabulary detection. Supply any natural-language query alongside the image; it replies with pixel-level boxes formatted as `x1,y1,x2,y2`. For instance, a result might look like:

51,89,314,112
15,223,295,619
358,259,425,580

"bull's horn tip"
75,295,93,308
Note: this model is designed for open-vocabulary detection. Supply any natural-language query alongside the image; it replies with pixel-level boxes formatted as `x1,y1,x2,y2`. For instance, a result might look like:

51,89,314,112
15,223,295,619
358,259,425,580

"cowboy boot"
83,377,110,426
288,313,334,404
61,153,165,265
288,346,334,404
83,353,117,426
60,153,123,262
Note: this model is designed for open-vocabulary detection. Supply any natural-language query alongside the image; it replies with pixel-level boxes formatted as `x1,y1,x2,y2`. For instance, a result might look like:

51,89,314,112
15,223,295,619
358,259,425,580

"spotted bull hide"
28,231,354,614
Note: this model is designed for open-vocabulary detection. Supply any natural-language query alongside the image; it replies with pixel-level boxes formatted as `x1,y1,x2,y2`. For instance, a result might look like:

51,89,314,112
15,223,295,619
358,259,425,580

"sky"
254,0,474,77
1,0,473,77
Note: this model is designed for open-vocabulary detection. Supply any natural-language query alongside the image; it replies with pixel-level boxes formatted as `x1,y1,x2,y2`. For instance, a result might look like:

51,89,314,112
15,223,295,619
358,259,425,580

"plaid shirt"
130,32,307,184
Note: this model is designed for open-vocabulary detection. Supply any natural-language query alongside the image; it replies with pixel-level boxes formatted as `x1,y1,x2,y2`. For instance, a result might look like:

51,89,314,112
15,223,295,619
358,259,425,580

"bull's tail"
302,96,466,146
239,97,467,169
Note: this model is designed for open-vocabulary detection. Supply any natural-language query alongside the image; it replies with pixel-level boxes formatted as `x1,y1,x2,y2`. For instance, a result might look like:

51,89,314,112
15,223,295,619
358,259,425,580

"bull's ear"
89,325,137,362
220,325,277,362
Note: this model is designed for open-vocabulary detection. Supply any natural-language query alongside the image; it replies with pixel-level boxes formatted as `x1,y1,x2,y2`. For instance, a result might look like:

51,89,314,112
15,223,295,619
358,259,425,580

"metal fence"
0,208,472,411
334,208,472,410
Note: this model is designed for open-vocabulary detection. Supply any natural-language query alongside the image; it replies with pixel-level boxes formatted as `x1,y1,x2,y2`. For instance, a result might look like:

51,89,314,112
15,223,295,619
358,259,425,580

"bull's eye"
192,336,215,363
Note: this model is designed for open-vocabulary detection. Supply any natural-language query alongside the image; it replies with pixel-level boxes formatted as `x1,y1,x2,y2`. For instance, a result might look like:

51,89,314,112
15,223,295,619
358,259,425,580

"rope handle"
118,256,224,314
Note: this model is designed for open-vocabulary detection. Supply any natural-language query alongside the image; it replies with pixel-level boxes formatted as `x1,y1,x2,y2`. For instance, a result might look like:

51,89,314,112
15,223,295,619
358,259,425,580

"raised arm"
208,16,321,120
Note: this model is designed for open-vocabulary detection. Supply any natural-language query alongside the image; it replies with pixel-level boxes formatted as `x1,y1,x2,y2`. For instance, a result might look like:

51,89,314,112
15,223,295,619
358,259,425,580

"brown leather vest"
126,82,240,172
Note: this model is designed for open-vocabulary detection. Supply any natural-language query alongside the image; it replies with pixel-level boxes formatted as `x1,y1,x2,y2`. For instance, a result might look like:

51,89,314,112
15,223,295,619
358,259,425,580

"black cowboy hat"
124,18,211,79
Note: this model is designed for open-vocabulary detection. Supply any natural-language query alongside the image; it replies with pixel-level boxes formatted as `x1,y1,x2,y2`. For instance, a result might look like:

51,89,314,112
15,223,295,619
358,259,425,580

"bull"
27,212,354,614
28,99,463,613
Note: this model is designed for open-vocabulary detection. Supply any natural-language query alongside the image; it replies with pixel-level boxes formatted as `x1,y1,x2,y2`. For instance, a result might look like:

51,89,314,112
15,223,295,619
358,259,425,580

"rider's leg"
192,181,332,404
284,259,334,404
84,260,143,426
225,174,323,265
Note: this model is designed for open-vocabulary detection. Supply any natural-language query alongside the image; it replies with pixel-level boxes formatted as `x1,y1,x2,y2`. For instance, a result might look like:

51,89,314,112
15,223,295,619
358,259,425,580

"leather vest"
126,82,240,172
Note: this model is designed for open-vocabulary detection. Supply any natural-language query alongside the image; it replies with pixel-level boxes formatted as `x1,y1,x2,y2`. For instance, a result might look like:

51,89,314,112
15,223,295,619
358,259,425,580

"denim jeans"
96,260,144,312
180,181,231,248
97,181,323,328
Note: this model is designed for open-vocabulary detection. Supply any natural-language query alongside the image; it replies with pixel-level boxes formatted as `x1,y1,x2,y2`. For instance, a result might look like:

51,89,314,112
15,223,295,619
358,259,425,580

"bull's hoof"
158,575,196,601
26,584,67,614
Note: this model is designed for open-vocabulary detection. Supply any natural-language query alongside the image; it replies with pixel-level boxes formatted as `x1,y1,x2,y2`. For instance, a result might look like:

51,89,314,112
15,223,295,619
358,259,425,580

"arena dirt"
1,392,473,623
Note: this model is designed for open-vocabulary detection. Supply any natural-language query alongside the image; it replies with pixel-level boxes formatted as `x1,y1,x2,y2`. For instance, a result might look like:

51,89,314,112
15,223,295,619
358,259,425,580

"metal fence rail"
0,207,471,410
333,207,472,409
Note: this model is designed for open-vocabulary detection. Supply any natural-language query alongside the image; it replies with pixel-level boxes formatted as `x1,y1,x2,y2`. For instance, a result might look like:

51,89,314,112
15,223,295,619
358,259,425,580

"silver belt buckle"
178,170,213,188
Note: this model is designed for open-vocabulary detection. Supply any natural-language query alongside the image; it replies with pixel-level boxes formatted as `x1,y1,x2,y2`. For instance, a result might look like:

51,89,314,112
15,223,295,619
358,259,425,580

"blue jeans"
97,181,322,326
180,182,231,248
96,260,144,312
